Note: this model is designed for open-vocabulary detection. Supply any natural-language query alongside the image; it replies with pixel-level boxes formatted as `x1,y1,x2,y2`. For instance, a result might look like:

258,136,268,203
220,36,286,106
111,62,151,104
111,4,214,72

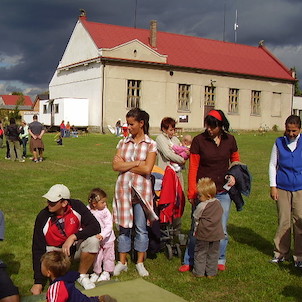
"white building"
49,13,296,132
39,98,89,127
293,96,302,118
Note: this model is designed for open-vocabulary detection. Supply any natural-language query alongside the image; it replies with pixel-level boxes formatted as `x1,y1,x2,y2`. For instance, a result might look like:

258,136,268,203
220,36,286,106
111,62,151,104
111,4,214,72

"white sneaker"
113,261,128,276
136,262,149,277
77,274,96,290
98,271,110,281
89,273,100,283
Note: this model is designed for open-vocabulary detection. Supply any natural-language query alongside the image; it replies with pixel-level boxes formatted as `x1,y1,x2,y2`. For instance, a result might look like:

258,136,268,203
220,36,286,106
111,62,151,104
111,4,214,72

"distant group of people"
1,114,45,163
60,120,78,138
3,107,302,300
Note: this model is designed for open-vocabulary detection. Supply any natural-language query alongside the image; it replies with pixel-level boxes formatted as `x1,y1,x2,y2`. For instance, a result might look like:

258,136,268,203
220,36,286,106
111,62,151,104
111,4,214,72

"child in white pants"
87,188,116,282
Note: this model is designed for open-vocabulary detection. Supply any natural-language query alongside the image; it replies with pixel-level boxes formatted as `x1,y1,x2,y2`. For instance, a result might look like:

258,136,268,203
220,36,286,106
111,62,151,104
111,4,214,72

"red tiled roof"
1,95,33,106
81,17,294,81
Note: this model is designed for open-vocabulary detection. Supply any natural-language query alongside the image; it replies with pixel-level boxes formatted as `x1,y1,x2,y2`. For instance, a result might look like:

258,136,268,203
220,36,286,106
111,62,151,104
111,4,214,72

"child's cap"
43,184,70,202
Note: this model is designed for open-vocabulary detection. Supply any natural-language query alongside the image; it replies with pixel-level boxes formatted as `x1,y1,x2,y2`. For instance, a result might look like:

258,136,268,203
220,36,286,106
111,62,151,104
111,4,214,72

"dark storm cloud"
0,0,301,97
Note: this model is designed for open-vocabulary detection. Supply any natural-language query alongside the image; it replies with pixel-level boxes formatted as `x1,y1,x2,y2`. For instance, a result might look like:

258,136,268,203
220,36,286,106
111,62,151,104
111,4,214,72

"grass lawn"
1,131,302,302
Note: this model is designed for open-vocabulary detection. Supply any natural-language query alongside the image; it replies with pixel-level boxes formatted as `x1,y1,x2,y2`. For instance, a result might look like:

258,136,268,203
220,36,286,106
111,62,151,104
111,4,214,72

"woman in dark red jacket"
179,110,240,272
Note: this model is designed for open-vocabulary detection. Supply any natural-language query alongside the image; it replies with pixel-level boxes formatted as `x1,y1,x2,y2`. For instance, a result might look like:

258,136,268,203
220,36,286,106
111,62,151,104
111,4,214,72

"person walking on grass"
19,120,29,158
31,184,101,294
5,118,24,163
60,120,66,138
269,115,302,268
0,120,4,148
28,114,45,162
112,108,158,277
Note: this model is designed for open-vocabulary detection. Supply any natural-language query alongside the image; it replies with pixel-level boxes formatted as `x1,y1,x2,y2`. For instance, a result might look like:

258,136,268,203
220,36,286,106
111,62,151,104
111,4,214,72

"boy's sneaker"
89,273,100,283
98,271,110,281
269,257,285,264
294,261,302,268
77,274,95,290
39,157,43,162
113,261,128,276
136,262,149,277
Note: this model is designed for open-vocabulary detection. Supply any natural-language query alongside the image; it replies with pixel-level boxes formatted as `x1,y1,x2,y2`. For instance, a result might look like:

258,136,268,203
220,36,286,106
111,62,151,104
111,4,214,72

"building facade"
49,14,295,132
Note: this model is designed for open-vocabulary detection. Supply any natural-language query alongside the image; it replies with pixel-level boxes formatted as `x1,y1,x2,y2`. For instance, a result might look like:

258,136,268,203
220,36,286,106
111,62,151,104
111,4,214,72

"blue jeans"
21,137,28,157
183,192,231,266
118,203,149,253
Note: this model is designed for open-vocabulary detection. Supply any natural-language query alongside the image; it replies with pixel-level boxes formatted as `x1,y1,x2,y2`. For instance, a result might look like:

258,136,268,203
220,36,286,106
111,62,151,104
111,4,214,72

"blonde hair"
41,251,71,278
197,177,216,200
182,134,192,146
88,188,107,210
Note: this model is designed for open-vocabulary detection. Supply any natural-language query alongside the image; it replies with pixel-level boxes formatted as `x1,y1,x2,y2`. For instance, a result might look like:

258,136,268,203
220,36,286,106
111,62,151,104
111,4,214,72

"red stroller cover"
158,166,185,223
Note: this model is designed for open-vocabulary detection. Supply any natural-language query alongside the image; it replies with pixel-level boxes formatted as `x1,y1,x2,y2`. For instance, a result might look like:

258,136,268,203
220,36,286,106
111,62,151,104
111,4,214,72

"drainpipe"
101,61,105,134
291,68,296,114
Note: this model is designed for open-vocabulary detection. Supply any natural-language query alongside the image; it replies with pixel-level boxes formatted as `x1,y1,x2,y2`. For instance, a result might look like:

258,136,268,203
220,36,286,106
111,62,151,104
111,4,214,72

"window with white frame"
178,84,191,111
251,90,261,115
127,80,141,109
43,104,47,114
228,88,239,113
54,104,59,114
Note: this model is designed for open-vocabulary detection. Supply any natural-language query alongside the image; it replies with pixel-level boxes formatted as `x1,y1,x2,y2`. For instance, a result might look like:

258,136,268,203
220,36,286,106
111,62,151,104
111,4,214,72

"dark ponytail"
126,108,150,135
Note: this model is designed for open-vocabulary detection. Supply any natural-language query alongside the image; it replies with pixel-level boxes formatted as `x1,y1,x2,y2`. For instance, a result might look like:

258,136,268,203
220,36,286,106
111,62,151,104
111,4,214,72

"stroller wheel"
165,244,173,260
175,243,182,258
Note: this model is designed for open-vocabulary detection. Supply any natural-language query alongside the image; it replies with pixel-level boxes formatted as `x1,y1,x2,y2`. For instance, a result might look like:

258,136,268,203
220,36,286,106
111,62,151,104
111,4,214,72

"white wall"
39,98,89,127
59,98,89,127
50,62,102,129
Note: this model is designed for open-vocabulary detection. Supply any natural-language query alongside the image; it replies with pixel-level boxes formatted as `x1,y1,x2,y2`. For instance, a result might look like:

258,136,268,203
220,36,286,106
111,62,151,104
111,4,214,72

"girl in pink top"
87,188,115,283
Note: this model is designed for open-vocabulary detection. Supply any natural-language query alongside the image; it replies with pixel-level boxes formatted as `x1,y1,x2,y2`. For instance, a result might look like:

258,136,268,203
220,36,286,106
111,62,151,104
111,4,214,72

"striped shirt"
113,135,157,228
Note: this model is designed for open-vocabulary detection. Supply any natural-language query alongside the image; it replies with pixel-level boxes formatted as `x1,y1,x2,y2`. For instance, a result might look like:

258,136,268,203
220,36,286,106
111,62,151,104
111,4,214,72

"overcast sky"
1,0,301,100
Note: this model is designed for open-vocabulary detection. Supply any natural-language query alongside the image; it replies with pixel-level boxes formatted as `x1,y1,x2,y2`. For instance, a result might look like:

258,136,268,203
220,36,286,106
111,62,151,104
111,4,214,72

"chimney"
150,20,157,48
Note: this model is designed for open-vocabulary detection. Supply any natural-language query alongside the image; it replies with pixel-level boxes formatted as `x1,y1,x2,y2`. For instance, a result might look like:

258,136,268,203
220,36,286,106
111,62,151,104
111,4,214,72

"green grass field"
1,131,302,302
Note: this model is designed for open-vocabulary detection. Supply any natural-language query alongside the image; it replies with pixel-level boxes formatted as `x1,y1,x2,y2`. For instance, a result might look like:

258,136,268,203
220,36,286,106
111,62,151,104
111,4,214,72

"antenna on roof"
134,0,138,28
223,0,226,42
234,9,239,43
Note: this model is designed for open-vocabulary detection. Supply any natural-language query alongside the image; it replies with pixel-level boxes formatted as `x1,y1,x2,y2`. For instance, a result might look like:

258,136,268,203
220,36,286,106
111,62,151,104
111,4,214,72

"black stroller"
151,166,185,260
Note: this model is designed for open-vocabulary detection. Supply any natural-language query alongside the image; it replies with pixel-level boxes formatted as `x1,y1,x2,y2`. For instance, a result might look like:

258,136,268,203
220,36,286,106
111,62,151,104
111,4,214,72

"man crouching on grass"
31,184,101,294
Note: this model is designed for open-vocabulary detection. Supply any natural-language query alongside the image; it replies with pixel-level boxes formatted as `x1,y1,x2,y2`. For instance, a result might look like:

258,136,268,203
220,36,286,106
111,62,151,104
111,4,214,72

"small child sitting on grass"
41,251,116,302
192,177,224,278
54,132,63,145
87,188,115,283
